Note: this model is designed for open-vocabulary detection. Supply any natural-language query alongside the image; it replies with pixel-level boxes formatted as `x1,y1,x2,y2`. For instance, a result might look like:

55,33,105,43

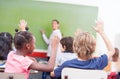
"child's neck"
16,50,26,56
77,58,87,61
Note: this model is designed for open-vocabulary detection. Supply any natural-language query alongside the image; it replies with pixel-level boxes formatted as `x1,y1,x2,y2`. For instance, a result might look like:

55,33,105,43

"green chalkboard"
0,0,98,50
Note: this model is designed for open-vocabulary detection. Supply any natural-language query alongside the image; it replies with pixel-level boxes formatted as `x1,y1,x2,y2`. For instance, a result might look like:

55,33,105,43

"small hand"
19,19,27,31
93,20,104,33
74,28,84,36
40,30,45,34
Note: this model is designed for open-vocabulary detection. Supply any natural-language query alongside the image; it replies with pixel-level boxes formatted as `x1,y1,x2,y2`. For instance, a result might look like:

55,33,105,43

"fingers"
40,30,45,34
20,19,27,24
19,19,27,27
19,19,27,31
92,19,104,33
91,26,96,31
74,28,84,36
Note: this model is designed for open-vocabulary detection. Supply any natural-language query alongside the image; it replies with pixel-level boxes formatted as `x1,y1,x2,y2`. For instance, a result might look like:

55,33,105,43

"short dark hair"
0,32,13,60
112,48,119,62
60,36,73,53
52,19,59,24
14,31,33,50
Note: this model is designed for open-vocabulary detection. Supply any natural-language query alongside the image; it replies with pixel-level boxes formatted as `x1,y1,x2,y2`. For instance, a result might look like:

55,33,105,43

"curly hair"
14,31,33,50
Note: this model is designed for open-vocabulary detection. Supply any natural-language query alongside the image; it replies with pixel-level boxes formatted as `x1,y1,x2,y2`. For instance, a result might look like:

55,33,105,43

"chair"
62,68,107,79
0,72,25,79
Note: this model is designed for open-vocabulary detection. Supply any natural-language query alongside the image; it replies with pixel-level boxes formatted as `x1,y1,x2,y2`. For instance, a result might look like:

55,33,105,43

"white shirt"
56,52,77,66
111,58,120,72
42,29,62,57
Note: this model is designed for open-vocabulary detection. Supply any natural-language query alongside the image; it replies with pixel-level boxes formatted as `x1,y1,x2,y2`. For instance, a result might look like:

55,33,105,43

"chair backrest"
0,72,25,79
62,68,107,79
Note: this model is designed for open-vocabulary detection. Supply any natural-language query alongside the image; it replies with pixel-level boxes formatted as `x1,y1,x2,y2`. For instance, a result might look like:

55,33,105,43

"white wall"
36,0,99,6
37,0,120,55
97,0,120,55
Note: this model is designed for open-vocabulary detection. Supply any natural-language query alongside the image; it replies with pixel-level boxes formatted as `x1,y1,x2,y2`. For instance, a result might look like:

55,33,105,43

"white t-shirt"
111,58,120,72
56,52,77,66
42,29,62,57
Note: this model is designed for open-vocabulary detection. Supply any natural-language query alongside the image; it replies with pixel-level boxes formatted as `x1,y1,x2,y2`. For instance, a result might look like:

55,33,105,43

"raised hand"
93,20,104,33
74,28,84,36
19,19,27,31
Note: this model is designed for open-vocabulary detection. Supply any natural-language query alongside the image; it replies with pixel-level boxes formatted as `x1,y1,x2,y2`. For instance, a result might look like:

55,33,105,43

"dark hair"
52,19,59,24
14,31,33,50
60,36,73,53
112,47,119,62
0,32,13,60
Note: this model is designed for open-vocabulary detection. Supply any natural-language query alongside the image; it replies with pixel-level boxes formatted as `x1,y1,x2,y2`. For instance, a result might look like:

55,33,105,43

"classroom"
0,0,120,79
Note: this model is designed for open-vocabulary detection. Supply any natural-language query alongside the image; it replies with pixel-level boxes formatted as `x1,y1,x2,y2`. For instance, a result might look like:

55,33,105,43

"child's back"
5,51,34,78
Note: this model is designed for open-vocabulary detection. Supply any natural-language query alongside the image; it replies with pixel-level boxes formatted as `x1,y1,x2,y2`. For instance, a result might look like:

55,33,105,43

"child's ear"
26,43,30,49
63,45,66,50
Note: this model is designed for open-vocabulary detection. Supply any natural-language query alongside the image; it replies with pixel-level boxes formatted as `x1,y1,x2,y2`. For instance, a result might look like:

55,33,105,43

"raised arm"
93,20,115,60
29,36,59,71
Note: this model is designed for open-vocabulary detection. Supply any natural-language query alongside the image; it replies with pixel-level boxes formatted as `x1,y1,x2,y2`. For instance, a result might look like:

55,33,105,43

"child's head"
73,32,96,60
52,19,60,30
14,31,35,54
112,48,119,62
0,32,13,60
60,36,74,53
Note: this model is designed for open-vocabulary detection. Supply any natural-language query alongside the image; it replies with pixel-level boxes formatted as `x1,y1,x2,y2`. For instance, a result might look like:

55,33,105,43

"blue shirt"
54,54,108,78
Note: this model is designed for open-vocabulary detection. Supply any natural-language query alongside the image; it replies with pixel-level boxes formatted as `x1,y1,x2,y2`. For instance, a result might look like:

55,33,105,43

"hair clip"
25,27,29,31
15,28,19,32
15,27,29,32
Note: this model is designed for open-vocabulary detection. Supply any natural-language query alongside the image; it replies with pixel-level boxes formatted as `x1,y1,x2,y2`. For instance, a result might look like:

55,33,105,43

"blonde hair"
73,32,96,60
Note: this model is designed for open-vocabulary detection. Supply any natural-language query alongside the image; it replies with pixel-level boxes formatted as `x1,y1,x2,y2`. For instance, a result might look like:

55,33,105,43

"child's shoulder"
8,51,16,55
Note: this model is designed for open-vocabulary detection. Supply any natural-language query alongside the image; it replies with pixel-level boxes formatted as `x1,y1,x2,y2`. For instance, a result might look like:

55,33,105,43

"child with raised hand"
5,30,59,79
15,19,29,32
51,20,115,78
